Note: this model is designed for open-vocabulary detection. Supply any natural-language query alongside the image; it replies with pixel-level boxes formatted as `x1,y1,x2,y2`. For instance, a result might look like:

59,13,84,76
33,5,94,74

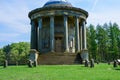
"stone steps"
37,53,82,65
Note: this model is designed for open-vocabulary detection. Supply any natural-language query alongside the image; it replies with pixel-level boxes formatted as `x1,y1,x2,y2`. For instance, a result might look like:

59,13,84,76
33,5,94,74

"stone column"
80,25,83,51
50,16,54,52
75,16,80,52
30,21,38,65
64,15,69,52
38,17,42,52
83,21,87,49
81,21,88,61
30,20,37,50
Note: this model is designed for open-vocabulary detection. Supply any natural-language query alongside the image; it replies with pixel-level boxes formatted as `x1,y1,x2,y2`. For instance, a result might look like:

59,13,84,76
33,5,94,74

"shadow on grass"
113,66,120,71
115,68,120,71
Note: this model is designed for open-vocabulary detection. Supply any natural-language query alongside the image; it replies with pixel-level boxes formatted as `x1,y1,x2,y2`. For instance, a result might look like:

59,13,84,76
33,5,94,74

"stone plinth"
81,49,88,61
29,49,39,64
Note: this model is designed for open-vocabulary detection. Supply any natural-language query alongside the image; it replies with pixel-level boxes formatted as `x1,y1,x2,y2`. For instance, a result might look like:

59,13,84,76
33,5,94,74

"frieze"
30,10,86,20
28,6,88,18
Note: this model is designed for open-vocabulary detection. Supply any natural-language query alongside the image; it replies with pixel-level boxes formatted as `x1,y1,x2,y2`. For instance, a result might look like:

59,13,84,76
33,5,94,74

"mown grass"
0,63,120,80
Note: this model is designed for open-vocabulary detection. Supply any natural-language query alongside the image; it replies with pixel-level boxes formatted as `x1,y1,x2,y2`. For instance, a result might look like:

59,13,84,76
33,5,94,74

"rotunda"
28,0,89,64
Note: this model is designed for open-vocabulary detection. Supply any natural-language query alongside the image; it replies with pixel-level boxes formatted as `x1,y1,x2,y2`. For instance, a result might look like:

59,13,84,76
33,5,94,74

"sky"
0,0,120,48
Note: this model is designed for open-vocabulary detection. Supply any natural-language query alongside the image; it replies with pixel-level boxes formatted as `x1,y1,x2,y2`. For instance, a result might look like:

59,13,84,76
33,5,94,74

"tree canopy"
87,22,120,62
0,42,30,65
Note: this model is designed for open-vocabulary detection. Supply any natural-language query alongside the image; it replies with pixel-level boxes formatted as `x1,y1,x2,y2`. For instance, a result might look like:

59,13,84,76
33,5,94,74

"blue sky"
0,0,120,48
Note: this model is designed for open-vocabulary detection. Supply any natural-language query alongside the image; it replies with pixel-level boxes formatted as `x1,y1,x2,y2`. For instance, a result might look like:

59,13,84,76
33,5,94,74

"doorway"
55,37,63,52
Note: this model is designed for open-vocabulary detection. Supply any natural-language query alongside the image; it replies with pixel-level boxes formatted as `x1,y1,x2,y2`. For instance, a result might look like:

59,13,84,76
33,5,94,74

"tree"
87,24,97,61
2,42,30,65
3,44,11,60
109,22,119,60
102,23,110,61
0,48,5,65
10,49,20,65
96,24,109,62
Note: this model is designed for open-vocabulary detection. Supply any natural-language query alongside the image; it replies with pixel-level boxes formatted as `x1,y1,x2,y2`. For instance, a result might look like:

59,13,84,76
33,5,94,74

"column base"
69,47,75,53
64,49,69,53
76,49,80,53
80,49,89,61
50,50,55,53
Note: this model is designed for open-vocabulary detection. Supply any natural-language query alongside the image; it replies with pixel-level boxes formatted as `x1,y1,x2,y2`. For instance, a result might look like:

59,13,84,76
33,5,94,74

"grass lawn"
0,63,120,80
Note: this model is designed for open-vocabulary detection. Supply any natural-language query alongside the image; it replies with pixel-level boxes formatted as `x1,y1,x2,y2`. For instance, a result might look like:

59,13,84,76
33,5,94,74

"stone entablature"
29,6,88,20
29,10,87,20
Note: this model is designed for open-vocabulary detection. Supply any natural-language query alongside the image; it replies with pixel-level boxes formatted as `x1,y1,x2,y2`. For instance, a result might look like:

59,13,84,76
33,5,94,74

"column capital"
64,15,68,20
50,15,54,28
81,19,87,24
50,15,54,19
30,20,35,25
38,16,42,19
50,15,54,17
38,17,42,22
75,16,80,18
75,16,79,22
64,14,69,17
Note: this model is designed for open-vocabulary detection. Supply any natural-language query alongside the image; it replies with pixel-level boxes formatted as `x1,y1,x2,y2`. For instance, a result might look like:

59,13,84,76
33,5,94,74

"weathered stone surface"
90,59,94,68
3,60,8,68
108,61,110,65
81,50,88,61
28,0,89,65
113,60,118,67
85,59,89,67
38,53,80,65
96,61,99,64
33,61,37,67
28,60,33,68
29,49,38,65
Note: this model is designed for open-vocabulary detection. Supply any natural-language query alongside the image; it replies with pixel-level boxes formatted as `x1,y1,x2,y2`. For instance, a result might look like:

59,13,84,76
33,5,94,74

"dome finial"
43,0,72,7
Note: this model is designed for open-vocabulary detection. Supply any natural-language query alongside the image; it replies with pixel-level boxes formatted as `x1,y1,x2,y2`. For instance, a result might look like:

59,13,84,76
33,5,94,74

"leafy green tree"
17,42,30,64
3,44,11,60
87,24,97,61
96,24,109,62
10,49,20,65
87,23,120,62
0,48,5,65
109,23,119,60
102,23,110,61
2,42,30,65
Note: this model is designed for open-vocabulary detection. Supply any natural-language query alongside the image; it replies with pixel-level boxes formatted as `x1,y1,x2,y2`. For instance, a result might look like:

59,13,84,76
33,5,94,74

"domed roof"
43,0,72,7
